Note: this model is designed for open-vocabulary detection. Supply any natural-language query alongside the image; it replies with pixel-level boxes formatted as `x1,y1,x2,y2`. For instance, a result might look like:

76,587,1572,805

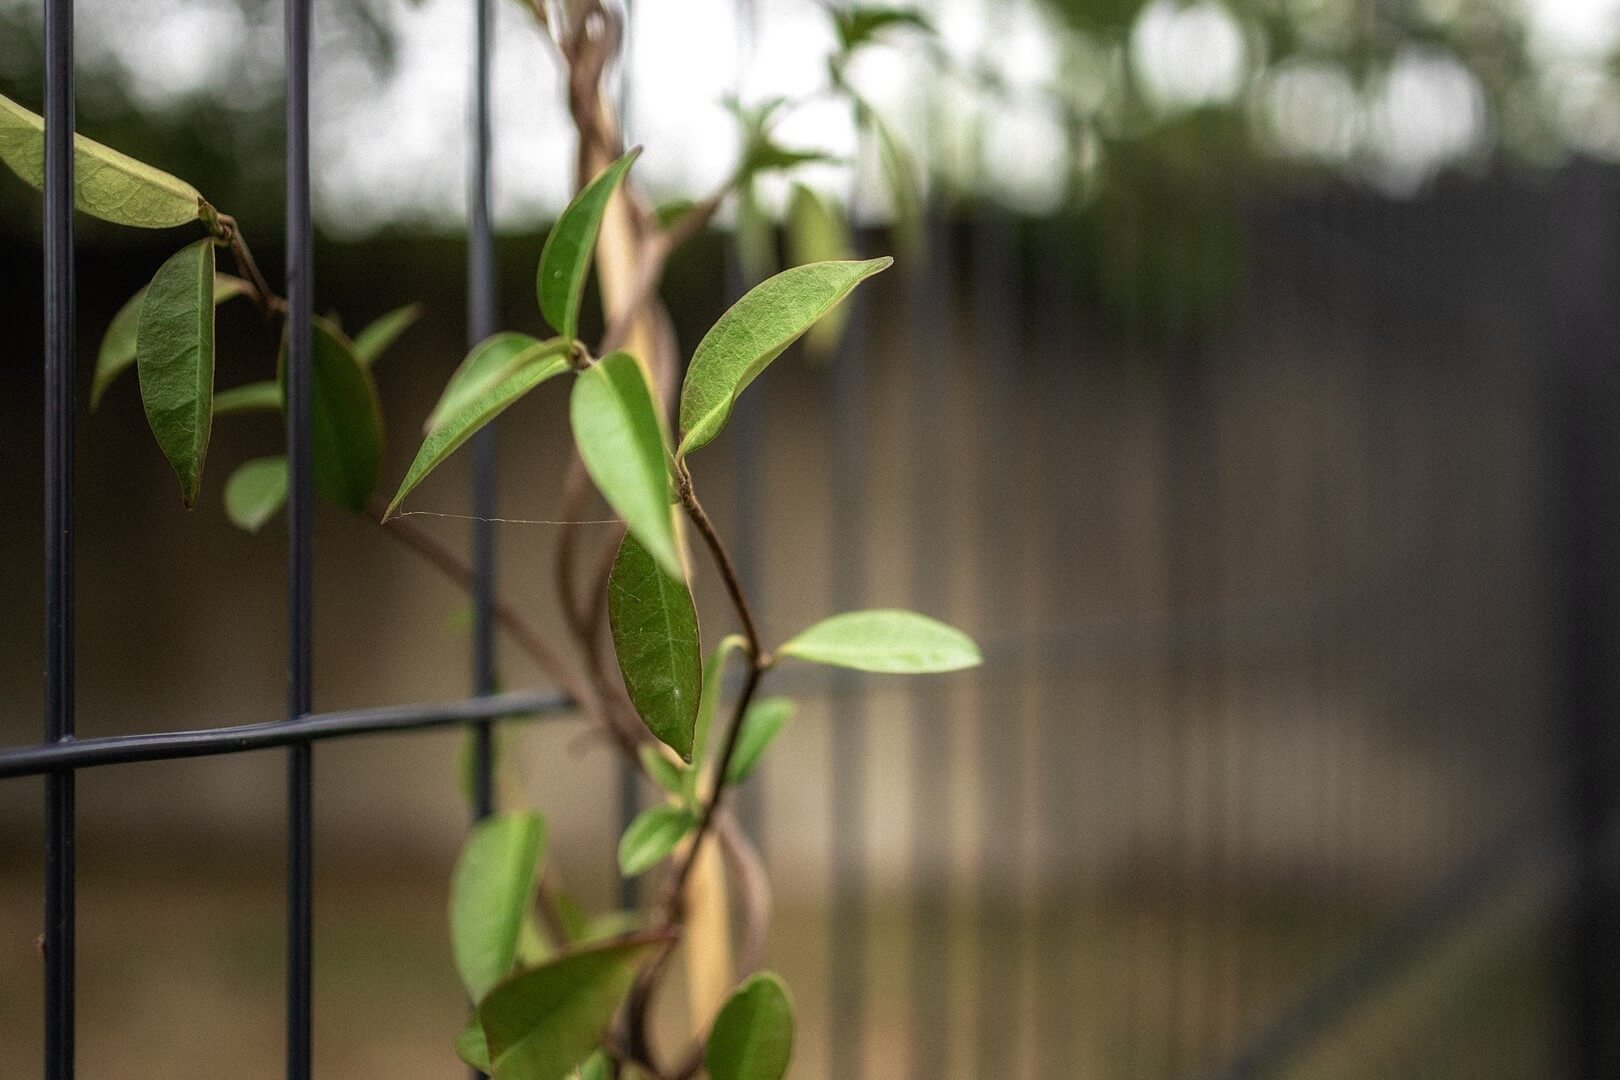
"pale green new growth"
570,351,682,579
677,258,891,456
477,936,664,1080
0,92,205,228
779,609,982,673
608,534,702,759
93,274,247,410
136,239,215,507
386,345,569,518
705,972,795,1080
224,456,288,534
451,812,548,1001
786,185,855,358
538,148,640,340
617,804,696,877
726,697,795,785
639,743,687,796
213,381,282,416
351,303,421,367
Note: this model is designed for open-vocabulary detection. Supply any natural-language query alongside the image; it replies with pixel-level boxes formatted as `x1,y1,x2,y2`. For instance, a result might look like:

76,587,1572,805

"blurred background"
2,0,1619,1076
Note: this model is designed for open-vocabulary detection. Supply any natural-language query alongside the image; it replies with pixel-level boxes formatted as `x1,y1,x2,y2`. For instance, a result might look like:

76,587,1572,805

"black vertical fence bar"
284,0,315,1070
467,0,497,821
42,0,76,1070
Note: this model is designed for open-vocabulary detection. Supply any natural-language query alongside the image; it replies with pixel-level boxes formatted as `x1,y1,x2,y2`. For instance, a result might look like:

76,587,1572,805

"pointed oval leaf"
93,274,247,411
426,334,566,434
778,609,981,673
214,380,283,417
136,239,216,507
678,258,891,456
690,633,748,799
281,318,384,512
457,1020,492,1072
705,972,795,1080
477,935,666,1080
224,456,288,534
609,533,701,759
351,303,420,367
725,697,795,786
639,744,687,797
538,147,641,340
786,186,854,360
0,93,205,228
617,804,696,878
570,350,681,578
385,345,570,518
451,811,549,1001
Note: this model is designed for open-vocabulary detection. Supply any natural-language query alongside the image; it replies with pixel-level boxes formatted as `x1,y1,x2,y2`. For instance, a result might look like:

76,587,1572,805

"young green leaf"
451,811,548,1001
691,633,748,797
786,185,854,359
224,456,288,534
351,303,421,367
725,697,795,786
537,147,641,340
678,258,892,456
639,743,687,797
426,334,568,434
705,972,795,1080
214,380,282,416
0,92,206,228
572,1051,610,1080
136,239,216,507
609,533,701,760
282,318,384,513
570,351,681,578
456,1019,492,1072
832,7,936,53
862,103,922,254
92,274,247,410
617,804,696,877
778,609,981,673
477,935,666,1080
385,344,570,518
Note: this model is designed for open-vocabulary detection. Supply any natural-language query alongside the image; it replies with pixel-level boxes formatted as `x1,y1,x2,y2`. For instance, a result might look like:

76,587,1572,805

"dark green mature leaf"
477,936,665,1080
786,186,854,359
779,610,981,673
726,697,795,786
386,342,570,518
609,534,701,759
351,303,421,367
224,456,288,534
426,333,567,434
617,804,695,877
570,351,681,578
538,147,640,340
136,239,215,507
451,812,548,1001
214,380,282,416
705,972,794,1080
639,744,687,797
678,259,891,456
832,7,936,52
0,92,205,228
282,318,384,512
93,275,247,410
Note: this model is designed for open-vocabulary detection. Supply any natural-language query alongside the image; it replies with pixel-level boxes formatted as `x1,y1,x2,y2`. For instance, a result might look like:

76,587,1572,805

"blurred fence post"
1546,160,1620,1080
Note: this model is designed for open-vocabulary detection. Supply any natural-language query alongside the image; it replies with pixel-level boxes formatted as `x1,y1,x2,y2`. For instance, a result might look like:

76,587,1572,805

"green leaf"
725,697,794,786
282,318,384,513
832,7,935,53
538,147,640,340
572,1051,610,1080
386,342,570,518
0,92,205,229
92,274,247,411
734,180,777,284
570,351,681,578
426,333,567,434
691,633,747,798
609,534,701,759
451,811,548,1001
617,805,695,877
677,258,891,456
351,303,420,367
778,610,981,673
136,239,216,507
214,380,282,416
786,186,854,359
639,743,687,797
862,103,922,254
705,972,795,1080
224,456,288,534
477,936,665,1080
457,1019,492,1072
